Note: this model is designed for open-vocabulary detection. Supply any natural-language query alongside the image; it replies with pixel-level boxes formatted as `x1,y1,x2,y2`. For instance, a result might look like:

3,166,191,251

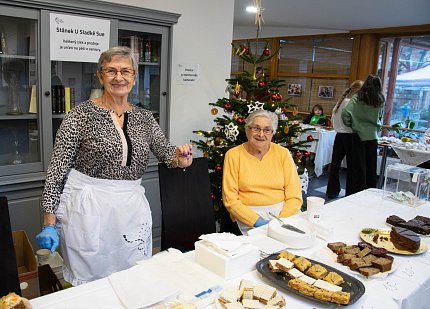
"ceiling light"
246,6,257,13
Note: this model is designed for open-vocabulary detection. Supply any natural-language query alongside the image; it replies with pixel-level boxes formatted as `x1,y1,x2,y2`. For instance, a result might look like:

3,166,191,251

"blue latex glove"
36,225,59,252
254,217,269,227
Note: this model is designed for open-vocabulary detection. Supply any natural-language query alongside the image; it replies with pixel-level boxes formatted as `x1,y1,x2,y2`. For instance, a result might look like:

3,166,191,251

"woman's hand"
176,144,193,168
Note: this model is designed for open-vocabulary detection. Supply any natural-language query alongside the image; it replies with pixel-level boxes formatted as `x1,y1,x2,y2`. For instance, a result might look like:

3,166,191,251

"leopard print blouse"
41,100,176,214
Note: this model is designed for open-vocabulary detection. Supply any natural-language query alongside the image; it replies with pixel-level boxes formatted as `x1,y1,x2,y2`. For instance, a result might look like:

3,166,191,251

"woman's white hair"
245,109,278,132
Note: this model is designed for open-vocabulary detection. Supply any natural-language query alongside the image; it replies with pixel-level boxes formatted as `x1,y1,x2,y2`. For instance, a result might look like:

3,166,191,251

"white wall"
100,0,235,153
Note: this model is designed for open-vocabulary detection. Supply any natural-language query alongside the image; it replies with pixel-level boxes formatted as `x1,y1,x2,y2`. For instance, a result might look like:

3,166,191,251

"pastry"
241,299,261,309
239,279,254,292
298,274,316,285
306,264,328,279
358,267,380,277
286,268,304,279
331,291,350,305
390,226,421,252
356,247,372,258
219,288,241,304
293,256,312,272
327,242,346,254
313,279,342,292
323,272,344,285
266,295,286,307
313,288,333,302
297,282,318,297
277,250,295,261
362,254,378,264
275,258,294,272
386,215,406,226
0,293,25,309
349,258,372,270
268,260,283,273
224,302,244,309
371,257,393,272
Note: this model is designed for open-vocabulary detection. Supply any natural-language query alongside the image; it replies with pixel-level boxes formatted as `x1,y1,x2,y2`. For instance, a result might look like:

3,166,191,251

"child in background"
303,104,327,126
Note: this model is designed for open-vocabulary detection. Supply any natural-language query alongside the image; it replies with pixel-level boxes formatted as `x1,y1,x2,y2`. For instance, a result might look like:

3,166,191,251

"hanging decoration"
247,101,265,113
224,122,239,142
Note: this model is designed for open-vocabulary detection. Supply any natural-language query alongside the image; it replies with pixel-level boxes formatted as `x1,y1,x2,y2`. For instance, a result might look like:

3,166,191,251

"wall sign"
50,13,110,63
176,63,201,86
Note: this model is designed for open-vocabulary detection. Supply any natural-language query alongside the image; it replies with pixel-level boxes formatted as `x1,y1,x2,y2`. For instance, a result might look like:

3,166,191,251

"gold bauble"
284,126,290,134
233,113,238,120
210,108,218,115
203,151,209,157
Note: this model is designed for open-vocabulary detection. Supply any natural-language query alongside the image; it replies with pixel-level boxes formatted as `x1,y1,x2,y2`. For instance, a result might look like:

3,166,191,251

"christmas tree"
192,1,312,232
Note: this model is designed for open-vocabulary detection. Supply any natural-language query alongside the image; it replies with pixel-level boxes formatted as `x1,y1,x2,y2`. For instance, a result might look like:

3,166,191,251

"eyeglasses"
249,126,273,135
102,67,135,78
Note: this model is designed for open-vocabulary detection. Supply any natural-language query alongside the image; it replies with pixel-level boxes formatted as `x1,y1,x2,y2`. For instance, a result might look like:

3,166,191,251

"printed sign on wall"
176,64,201,86
50,13,110,63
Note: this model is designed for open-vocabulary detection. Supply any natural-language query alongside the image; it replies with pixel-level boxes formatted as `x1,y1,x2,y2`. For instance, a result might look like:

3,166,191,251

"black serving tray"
256,253,365,307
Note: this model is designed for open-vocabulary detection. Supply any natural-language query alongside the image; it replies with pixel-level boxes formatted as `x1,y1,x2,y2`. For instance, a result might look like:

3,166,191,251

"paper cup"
307,196,325,222
36,249,51,265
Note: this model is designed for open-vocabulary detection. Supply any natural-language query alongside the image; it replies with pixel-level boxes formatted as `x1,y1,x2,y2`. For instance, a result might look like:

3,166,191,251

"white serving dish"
268,216,316,249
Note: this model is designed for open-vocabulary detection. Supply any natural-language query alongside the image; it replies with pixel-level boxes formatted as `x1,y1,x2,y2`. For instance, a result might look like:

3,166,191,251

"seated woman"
222,110,303,235
303,104,327,126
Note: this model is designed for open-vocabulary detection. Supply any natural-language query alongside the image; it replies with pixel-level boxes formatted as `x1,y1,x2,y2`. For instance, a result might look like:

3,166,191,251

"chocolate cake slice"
386,215,406,226
390,227,421,252
398,219,430,235
414,215,430,225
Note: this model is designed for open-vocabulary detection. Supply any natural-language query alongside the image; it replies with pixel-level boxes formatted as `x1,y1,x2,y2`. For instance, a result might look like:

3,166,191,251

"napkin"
108,265,179,309
199,233,250,256
247,234,288,255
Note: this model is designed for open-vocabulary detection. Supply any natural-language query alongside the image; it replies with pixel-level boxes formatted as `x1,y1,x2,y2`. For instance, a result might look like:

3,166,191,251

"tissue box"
383,163,430,207
194,240,260,280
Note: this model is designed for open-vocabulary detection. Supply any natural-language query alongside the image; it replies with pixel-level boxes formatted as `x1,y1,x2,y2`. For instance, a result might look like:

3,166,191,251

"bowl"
268,216,316,249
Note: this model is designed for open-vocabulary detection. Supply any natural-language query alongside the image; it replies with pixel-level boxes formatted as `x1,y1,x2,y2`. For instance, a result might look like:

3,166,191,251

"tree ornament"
211,193,216,200
295,150,303,158
284,126,290,134
303,151,311,158
234,81,241,97
210,108,218,115
263,48,270,56
247,101,265,113
233,113,238,121
224,122,239,142
307,135,314,141
224,103,232,110
203,151,209,157
275,107,282,115
214,137,222,146
288,137,294,145
237,117,246,124
214,164,222,172
257,80,266,88
271,93,282,101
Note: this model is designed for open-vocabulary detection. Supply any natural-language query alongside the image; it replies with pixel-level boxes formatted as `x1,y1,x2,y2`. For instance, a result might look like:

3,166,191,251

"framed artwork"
318,86,334,99
287,83,302,96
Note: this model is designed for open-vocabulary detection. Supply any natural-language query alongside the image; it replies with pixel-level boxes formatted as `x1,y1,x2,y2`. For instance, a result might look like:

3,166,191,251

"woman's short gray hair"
97,46,138,73
245,109,278,132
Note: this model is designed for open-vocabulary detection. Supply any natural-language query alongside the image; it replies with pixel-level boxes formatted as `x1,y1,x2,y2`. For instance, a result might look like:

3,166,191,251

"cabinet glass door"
0,8,40,175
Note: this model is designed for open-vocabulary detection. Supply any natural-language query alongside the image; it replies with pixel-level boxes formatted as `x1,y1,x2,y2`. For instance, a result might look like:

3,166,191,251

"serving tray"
256,253,365,307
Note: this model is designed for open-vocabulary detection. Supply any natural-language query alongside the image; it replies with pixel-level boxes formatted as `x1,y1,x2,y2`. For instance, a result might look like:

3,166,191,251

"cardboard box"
194,240,260,280
12,231,40,299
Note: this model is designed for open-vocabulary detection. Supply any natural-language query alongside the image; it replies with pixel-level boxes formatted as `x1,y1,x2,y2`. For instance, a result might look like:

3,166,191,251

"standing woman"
36,46,193,286
326,80,363,198
342,75,385,195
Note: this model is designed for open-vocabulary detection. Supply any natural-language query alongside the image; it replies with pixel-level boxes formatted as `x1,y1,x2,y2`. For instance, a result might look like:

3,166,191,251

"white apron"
56,169,152,286
237,201,284,235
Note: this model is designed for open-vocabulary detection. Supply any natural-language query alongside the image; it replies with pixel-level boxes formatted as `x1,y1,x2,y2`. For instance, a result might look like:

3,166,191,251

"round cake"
390,226,420,252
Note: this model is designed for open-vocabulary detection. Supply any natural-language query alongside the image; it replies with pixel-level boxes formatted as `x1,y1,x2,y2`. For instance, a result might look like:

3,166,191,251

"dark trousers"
349,133,378,195
326,133,353,196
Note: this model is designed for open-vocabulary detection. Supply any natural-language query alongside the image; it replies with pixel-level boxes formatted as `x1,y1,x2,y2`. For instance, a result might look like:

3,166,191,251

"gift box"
194,239,260,280
12,231,40,299
383,163,430,207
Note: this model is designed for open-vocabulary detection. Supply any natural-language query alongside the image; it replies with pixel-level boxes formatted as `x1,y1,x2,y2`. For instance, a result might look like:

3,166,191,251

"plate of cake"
360,227,427,255
386,215,430,236
255,251,365,307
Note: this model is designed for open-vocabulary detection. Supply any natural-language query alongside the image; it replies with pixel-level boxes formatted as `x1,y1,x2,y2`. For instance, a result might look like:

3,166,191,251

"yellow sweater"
222,143,303,227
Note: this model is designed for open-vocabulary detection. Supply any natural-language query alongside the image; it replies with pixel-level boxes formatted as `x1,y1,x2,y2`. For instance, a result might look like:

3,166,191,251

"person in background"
326,80,363,198
222,109,303,235
342,75,385,195
303,104,327,126
36,46,193,286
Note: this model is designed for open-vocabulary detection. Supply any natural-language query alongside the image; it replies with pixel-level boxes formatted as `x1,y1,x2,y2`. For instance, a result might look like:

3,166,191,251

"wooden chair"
0,196,21,297
158,157,216,252
38,264,63,295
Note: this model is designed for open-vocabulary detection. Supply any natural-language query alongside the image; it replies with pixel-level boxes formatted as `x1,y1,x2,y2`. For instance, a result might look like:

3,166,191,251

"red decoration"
303,151,311,158
237,117,245,124
214,164,222,172
307,135,314,141
271,93,282,101
211,193,216,200
257,81,266,88
263,48,270,56
224,103,232,110
214,137,222,146
295,151,302,158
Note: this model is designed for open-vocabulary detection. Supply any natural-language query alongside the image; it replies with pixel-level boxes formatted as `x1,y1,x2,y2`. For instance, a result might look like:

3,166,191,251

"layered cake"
390,226,421,252
386,214,430,235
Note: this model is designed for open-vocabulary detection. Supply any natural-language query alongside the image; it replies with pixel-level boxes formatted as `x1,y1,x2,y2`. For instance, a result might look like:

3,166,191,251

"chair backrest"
0,196,21,297
158,157,216,252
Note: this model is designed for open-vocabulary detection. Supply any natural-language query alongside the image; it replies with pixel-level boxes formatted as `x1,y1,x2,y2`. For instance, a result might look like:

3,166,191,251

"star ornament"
247,101,265,113
224,122,239,142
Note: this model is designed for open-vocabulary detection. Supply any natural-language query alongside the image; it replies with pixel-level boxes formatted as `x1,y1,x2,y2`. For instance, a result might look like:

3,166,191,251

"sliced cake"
390,226,421,252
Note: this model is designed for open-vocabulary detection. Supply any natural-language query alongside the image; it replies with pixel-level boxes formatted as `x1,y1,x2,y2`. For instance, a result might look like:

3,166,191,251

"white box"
194,240,260,280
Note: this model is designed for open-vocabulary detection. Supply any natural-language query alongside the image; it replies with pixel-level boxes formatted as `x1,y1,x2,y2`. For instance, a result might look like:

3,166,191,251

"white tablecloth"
296,125,337,177
30,189,430,309
391,145,430,166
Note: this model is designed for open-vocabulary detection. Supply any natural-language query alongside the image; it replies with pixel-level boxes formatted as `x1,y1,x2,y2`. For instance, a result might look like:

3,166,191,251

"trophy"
3,59,25,115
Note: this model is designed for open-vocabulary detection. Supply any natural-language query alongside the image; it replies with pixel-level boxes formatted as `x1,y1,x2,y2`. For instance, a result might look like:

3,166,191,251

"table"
30,189,430,309
296,125,337,177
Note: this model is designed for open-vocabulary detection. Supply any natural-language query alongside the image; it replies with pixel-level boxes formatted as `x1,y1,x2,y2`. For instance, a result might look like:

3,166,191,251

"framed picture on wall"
287,83,302,96
318,85,334,98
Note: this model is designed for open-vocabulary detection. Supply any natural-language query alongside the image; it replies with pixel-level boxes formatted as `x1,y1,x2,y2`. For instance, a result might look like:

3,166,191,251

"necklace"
101,99,130,118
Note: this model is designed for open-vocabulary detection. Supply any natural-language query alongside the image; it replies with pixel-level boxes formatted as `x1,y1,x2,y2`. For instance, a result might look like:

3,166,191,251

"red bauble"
257,81,266,88
263,48,270,56
237,117,245,124
214,164,222,172
295,151,302,158
307,135,314,141
224,103,232,110
211,193,216,200
271,93,282,101
303,151,311,158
